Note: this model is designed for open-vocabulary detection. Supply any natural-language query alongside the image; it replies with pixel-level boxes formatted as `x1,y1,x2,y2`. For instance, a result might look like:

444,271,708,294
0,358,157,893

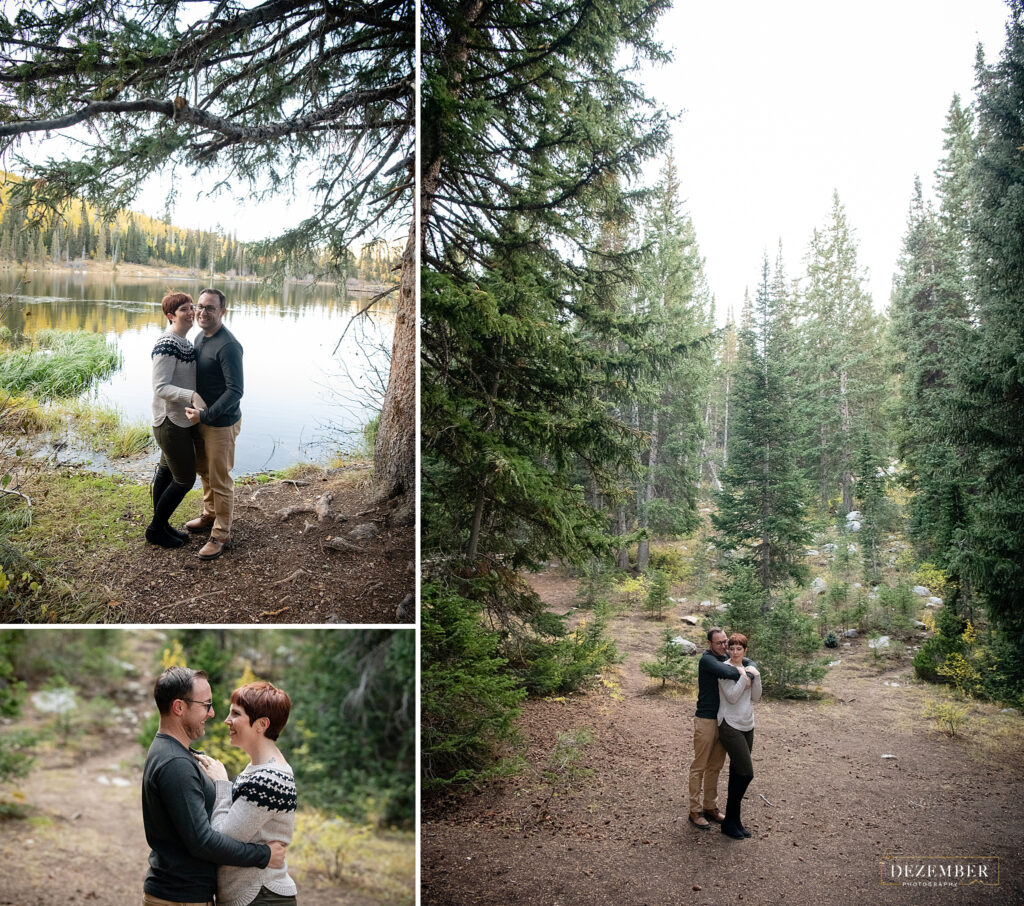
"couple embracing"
688,627,761,840
142,665,297,906
148,288,243,561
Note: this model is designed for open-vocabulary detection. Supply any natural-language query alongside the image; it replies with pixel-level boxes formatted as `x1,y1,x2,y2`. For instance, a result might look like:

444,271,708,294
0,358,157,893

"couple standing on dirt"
148,287,243,561
142,664,298,906
688,626,762,839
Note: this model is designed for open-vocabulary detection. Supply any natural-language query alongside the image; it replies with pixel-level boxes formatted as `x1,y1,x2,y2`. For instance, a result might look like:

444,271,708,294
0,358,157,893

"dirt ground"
6,463,414,624
421,570,1024,906
104,467,415,624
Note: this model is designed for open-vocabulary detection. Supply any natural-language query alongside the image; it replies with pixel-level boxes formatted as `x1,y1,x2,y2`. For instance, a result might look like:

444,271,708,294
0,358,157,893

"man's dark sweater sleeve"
200,342,243,424
164,756,270,867
701,652,742,680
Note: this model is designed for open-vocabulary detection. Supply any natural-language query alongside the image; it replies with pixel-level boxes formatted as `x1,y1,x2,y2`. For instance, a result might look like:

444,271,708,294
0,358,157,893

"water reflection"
0,270,394,474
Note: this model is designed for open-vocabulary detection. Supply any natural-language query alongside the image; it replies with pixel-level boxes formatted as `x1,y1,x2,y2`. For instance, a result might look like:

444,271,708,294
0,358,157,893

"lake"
0,268,394,475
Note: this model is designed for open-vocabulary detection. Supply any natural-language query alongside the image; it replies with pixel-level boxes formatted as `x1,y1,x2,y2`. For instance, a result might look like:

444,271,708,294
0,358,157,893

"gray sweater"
142,733,270,902
718,670,763,732
213,761,298,906
151,331,197,428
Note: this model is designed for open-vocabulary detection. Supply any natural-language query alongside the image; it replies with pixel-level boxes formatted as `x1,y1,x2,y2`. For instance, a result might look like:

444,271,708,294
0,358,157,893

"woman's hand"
193,752,229,782
185,407,202,425
746,664,760,678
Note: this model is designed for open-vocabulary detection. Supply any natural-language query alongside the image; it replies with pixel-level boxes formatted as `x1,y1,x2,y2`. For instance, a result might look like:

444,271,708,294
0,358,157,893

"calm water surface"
0,270,393,474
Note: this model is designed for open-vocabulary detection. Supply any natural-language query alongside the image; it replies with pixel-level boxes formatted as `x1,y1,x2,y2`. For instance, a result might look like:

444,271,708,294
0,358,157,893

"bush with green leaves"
922,699,969,737
647,545,694,584
641,629,697,688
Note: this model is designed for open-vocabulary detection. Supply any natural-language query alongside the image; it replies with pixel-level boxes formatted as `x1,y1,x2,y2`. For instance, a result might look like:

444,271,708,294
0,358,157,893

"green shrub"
644,570,670,620
922,699,969,737
420,583,526,788
647,545,694,584
641,629,697,688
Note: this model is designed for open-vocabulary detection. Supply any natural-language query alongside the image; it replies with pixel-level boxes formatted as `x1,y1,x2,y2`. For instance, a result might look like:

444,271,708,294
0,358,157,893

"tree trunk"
840,368,853,513
637,408,659,571
372,214,416,508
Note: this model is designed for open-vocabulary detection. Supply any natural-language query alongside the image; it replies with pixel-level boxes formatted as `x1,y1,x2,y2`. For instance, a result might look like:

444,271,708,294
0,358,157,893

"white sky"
643,0,1010,322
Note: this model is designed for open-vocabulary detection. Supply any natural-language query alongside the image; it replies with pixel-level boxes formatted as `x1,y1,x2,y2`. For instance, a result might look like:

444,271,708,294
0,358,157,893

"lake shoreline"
2,259,393,295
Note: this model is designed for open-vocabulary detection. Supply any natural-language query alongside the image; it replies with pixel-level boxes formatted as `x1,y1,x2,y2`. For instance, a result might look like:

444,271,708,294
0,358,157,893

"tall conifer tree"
713,254,809,600
953,0,1024,634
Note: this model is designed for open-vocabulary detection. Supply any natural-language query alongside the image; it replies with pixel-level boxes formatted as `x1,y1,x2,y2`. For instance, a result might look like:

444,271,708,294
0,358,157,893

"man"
142,666,286,906
185,287,243,561
688,627,752,829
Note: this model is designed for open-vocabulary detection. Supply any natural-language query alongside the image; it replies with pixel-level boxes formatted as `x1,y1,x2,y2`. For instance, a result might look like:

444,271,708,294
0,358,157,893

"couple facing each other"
147,288,243,561
689,626,762,840
142,665,297,906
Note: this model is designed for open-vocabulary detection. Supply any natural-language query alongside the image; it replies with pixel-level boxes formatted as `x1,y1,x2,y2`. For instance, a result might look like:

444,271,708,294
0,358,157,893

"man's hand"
268,840,288,869
185,406,202,425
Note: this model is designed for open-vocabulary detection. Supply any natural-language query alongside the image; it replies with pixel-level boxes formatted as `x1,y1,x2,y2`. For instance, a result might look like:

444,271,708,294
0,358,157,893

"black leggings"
153,418,197,487
718,719,754,777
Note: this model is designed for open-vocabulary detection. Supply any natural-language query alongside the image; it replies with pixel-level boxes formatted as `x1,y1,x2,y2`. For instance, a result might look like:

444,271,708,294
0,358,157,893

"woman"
149,291,205,548
717,633,761,840
196,681,298,906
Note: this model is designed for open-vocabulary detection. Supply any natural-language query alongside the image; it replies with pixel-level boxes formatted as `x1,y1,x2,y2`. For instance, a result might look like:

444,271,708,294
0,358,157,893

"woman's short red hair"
161,291,194,320
230,681,292,740
727,633,748,649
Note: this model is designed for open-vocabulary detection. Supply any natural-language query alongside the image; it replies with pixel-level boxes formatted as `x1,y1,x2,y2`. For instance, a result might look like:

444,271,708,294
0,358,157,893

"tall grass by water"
0,330,121,398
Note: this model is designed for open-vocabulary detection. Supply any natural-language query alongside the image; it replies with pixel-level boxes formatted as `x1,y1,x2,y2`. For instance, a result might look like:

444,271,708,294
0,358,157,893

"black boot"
146,479,191,548
721,772,752,839
152,466,190,541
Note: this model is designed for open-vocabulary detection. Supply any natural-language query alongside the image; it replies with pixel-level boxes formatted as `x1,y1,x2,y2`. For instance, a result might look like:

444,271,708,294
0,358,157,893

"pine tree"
889,167,971,566
713,254,810,600
421,0,673,784
952,0,1024,635
796,192,885,511
634,154,714,566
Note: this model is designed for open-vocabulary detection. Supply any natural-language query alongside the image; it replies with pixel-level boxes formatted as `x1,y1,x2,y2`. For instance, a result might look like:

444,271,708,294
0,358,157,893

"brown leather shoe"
197,538,228,560
688,811,711,829
185,513,216,533
703,808,726,823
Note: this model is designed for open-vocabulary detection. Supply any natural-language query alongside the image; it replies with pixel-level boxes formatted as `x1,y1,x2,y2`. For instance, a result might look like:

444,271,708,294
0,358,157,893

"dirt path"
422,571,1024,905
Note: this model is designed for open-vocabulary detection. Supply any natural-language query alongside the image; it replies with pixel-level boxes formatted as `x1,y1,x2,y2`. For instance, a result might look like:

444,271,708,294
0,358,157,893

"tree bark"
373,214,416,505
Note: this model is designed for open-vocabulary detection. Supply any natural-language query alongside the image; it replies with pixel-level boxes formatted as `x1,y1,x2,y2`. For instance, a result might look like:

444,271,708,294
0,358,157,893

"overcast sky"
643,0,1010,322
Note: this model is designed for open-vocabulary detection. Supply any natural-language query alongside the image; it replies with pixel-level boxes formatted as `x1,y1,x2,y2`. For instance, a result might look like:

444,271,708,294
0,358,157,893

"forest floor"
422,569,1024,906
0,632,414,906
1,459,415,624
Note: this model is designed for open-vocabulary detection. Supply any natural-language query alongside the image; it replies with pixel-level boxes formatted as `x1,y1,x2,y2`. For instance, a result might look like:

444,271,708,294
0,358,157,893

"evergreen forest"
0,175,402,283
421,0,1024,790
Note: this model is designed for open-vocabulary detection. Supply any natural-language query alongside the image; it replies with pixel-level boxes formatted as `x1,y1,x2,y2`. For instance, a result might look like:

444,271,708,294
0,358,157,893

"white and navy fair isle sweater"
151,331,197,428
212,762,298,906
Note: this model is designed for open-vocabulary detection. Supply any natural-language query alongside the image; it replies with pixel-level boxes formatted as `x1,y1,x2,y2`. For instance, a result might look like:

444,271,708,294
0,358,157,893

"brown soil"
2,462,414,624
101,467,415,624
422,570,1024,906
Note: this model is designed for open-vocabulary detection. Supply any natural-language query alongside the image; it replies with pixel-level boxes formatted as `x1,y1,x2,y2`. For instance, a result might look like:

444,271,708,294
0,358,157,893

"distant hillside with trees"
0,173,401,283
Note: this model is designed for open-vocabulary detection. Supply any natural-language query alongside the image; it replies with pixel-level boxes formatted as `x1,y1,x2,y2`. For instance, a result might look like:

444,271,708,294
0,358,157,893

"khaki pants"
194,418,241,542
142,893,213,906
688,716,726,813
